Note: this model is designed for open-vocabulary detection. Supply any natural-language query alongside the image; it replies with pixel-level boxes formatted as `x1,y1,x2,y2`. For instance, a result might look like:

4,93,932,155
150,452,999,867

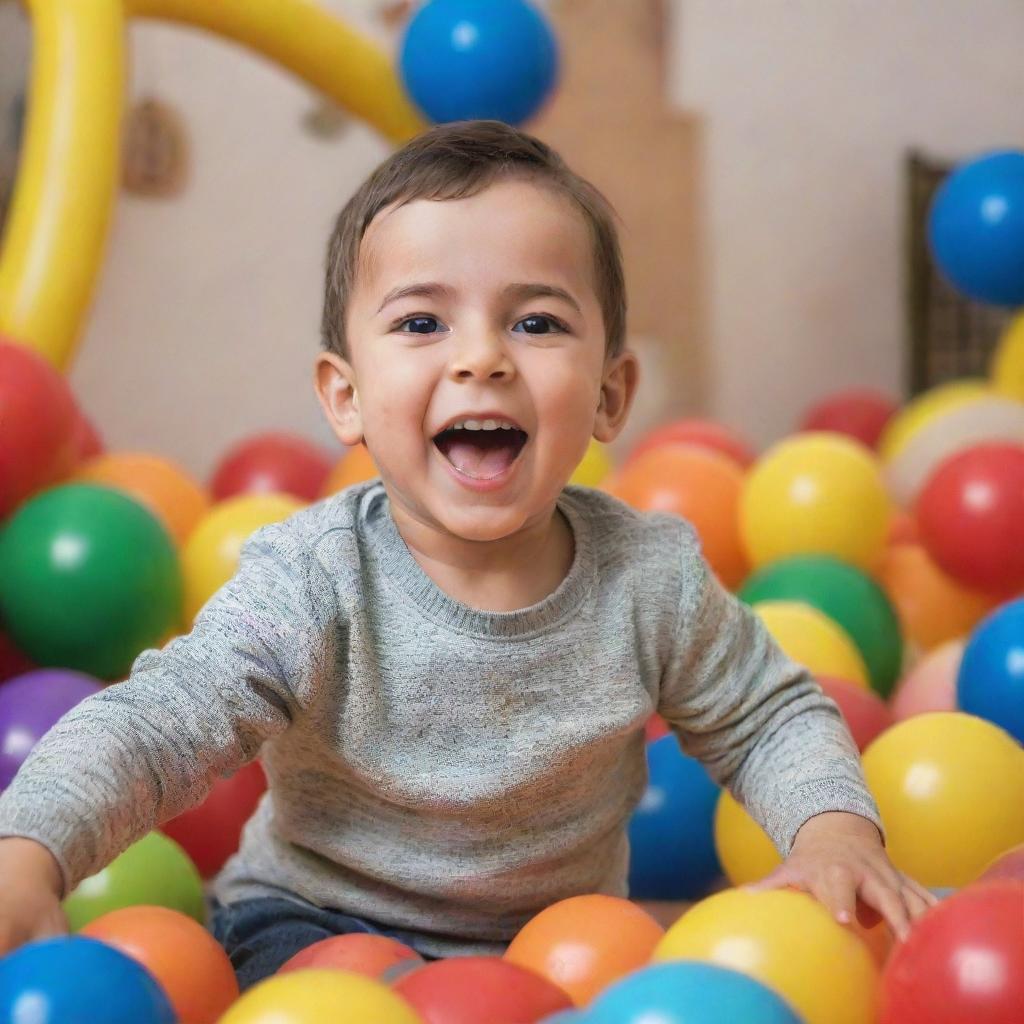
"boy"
0,120,932,988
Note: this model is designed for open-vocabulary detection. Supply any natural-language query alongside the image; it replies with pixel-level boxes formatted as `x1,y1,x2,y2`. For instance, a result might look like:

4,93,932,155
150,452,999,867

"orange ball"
81,904,238,1023
321,445,379,497
504,894,664,1007
607,445,749,589
76,452,209,546
876,543,997,651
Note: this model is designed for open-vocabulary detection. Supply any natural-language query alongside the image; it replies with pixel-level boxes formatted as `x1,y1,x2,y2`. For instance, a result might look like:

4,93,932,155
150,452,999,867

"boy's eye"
399,316,443,335
513,315,565,335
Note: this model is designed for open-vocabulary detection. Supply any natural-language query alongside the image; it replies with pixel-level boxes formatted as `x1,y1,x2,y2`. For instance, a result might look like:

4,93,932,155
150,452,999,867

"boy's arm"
657,530,882,856
0,523,337,897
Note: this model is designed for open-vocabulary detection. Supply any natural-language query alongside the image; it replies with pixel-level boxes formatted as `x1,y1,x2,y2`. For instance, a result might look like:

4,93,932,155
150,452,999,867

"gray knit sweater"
0,482,881,957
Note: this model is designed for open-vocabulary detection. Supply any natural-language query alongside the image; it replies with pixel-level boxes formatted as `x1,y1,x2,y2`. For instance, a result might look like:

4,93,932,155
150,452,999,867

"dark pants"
211,896,436,991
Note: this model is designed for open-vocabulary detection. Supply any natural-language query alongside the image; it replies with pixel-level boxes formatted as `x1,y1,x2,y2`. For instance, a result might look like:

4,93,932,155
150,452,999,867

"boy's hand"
744,811,937,941
0,837,68,954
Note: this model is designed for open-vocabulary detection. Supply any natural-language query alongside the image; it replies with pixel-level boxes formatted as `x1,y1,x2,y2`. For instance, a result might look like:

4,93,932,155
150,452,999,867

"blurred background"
3,0,1023,475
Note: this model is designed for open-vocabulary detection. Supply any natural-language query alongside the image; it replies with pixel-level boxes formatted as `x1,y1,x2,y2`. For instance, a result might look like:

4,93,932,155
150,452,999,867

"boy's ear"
314,352,363,446
593,348,640,443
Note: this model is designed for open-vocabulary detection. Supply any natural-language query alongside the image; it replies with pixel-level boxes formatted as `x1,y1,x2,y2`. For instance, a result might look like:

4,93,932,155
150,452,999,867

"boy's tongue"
441,434,519,480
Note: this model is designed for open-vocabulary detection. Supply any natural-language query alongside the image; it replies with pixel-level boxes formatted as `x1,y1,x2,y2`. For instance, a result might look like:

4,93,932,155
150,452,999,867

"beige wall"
3,2,1024,474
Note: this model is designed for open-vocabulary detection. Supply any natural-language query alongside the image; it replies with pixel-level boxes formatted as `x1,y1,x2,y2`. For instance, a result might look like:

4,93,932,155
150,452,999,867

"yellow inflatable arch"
0,0,424,371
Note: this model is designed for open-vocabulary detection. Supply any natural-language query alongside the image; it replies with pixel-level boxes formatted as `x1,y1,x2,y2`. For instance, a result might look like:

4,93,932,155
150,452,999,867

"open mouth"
432,422,529,481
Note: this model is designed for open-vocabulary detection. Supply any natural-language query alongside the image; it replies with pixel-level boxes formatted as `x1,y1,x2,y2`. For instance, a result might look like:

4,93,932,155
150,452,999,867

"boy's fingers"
898,883,934,924
901,875,939,908
860,872,911,942
812,865,857,924
742,867,792,892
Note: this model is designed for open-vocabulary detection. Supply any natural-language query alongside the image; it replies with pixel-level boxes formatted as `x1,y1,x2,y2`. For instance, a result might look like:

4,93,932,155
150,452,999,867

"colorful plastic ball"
64,831,206,930
279,933,421,978
916,441,1024,594
977,842,1024,884
584,962,801,1024
608,445,749,589
992,311,1024,400
505,895,664,1006
957,598,1024,744
218,969,422,1024
861,712,1024,887
876,544,995,653
160,760,267,878
0,669,102,788
753,601,870,688
799,389,898,450
928,149,1024,306
626,418,755,470
0,484,182,679
879,379,988,462
714,790,781,885
76,452,210,546
653,888,879,1024
886,509,919,546
182,492,303,623
740,434,889,571
884,394,1024,507
0,630,34,683
628,736,722,900
70,407,104,463
210,433,333,503
817,676,893,751
889,639,962,722
879,880,1024,1024
393,956,574,1024
0,935,175,1024
321,445,379,496
0,338,78,518
741,556,902,696
399,0,559,126
569,439,612,488
644,713,670,743
82,905,238,1023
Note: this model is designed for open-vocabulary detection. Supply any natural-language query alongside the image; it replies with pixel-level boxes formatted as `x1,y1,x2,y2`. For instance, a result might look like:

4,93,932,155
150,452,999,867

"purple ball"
0,670,102,788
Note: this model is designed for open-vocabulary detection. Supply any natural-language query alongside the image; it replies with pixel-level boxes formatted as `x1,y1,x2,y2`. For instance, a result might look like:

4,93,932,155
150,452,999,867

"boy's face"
316,178,638,543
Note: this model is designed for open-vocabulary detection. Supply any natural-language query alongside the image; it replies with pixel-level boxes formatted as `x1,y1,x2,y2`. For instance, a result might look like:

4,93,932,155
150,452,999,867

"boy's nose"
448,334,515,382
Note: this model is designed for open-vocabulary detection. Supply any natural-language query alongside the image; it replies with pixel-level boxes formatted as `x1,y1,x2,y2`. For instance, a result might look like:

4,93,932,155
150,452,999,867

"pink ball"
800,390,899,450
889,639,962,722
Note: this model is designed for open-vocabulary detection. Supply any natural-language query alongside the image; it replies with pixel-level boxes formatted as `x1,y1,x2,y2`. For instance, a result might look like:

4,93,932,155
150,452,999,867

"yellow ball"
754,601,870,687
992,312,1024,401
740,434,889,571
569,439,612,488
216,969,422,1023
861,711,1024,888
878,378,989,462
182,492,304,624
654,888,879,1024
714,790,782,885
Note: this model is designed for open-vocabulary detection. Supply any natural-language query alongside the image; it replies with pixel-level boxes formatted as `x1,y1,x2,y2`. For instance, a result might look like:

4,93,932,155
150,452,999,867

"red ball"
0,339,78,517
879,880,1024,1024
916,442,1024,595
160,760,266,877
644,713,670,743
393,957,573,1024
817,677,893,751
799,390,898,450
278,933,421,978
70,408,105,463
210,433,333,502
0,631,35,684
626,418,755,469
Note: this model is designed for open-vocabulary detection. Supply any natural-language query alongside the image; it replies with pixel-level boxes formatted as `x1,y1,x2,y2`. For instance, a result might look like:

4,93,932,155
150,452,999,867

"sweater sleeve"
0,522,337,895
657,525,883,856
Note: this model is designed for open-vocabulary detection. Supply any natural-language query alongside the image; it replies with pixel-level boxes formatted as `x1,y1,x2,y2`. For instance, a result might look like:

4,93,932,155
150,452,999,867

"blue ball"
588,962,805,1024
399,0,559,125
928,150,1024,306
628,735,722,900
0,936,175,1024
957,597,1024,744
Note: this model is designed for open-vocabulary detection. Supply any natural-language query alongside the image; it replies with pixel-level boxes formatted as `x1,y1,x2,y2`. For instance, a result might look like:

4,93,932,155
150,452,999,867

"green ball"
63,831,206,930
0,484,181,680
739,555,903,698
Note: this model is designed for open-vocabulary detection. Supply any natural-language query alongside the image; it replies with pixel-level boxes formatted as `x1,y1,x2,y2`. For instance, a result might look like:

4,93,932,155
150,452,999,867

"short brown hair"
321,119,626,358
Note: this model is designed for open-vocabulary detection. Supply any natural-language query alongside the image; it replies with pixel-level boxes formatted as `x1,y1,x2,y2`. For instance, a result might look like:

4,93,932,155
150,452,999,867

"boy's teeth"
450,419,518,431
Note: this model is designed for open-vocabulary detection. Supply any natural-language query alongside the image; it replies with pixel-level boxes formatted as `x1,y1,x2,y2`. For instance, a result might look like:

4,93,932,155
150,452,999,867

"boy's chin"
432,501,535,543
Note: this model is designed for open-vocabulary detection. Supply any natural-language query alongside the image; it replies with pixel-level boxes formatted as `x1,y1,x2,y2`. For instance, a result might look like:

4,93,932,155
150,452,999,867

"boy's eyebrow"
376,281,582,315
